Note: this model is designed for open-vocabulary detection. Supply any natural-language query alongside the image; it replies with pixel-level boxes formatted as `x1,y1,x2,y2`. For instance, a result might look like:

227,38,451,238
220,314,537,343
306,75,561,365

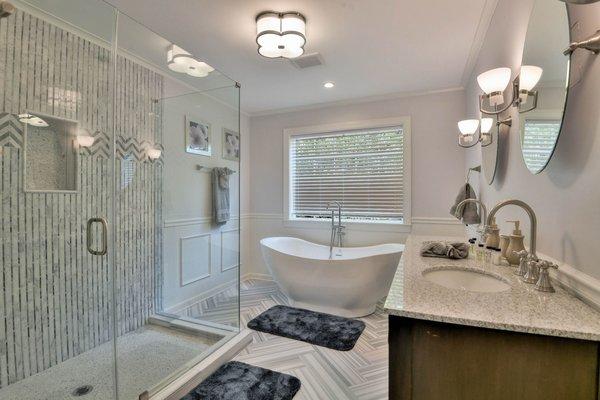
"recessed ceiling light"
323,82,335,88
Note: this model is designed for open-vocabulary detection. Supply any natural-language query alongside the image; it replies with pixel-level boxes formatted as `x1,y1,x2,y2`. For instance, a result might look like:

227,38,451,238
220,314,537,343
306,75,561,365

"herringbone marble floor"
185,278,389,400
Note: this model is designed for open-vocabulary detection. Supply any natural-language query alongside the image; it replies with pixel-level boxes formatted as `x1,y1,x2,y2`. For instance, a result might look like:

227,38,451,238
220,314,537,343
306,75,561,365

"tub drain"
72,385,93,397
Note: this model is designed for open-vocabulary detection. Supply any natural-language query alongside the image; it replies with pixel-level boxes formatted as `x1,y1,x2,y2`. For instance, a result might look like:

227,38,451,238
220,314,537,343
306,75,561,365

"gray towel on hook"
420,241,469,259
449,183,480,225
212,168,230,225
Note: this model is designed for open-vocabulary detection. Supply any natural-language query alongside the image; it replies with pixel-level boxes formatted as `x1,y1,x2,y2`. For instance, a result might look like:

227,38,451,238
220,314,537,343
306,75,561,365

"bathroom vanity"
385,236,600,400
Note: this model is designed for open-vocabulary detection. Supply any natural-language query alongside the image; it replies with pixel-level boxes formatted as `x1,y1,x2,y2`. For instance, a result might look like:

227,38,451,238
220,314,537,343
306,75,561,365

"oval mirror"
481,113,499,184
519,0,570,174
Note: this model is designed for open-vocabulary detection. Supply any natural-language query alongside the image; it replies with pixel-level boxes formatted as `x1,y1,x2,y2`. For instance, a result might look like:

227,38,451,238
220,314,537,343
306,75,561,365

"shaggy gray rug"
247,305,366,351
181,361,300,400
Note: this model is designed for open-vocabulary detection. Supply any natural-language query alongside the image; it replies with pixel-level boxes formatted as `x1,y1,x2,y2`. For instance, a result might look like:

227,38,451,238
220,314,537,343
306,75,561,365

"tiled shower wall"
0,9,163,388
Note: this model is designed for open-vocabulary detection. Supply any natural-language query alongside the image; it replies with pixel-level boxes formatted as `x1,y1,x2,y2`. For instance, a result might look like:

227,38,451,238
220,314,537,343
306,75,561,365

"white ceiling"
106,0,498,115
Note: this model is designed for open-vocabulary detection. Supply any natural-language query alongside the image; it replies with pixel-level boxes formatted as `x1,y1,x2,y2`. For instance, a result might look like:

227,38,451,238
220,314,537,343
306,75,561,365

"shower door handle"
87,217,108,256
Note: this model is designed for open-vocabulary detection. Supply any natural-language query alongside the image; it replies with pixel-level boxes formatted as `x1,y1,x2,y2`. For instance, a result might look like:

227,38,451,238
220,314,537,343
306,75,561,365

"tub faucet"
487,199,559,292
456,198,489,243
326,201,345,258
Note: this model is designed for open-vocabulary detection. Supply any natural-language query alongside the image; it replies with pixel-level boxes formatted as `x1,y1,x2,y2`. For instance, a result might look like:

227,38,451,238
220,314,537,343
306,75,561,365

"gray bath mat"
180,361,300,400
247,305,365,351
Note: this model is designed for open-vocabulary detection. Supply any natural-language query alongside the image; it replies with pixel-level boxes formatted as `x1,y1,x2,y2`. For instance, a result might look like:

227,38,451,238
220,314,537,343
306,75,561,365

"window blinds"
522,119,560,172
289,126,404,222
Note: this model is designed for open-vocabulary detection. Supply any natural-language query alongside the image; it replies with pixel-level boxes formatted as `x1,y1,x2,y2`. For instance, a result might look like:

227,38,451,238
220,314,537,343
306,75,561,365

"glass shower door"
0,0,118,399
114,12,241,399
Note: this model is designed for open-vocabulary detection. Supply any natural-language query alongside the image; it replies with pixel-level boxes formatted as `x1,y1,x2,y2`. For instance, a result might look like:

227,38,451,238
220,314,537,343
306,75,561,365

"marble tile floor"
233,279,389,400
0,325,216,400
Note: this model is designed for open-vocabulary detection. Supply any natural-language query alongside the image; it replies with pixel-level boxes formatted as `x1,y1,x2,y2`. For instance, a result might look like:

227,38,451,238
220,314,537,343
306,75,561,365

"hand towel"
449,183,480,225
212,167,230,225
420,241,469,259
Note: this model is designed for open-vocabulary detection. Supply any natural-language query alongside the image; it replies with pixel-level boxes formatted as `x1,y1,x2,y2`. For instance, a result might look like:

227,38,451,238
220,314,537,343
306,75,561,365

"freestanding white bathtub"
260,237,404,317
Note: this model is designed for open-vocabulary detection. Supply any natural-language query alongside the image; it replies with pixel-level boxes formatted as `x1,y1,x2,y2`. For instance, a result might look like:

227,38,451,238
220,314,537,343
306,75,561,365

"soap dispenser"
505,220,526,266
485,216,500,249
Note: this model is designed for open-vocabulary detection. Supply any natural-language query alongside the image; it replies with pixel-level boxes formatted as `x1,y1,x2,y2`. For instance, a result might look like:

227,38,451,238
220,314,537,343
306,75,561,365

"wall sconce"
457,117,512,148
147,147,162,160
478,66,543,115
76,134,95,148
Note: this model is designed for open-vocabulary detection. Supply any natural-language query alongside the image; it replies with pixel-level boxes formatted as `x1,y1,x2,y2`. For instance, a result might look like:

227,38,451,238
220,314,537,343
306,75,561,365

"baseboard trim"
241,272,273,282
165,280,238,314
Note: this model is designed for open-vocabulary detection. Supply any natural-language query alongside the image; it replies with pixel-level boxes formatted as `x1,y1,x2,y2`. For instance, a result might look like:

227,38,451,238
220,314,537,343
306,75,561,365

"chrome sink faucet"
455,198,489,243
326,201,345,258
487,199,559,292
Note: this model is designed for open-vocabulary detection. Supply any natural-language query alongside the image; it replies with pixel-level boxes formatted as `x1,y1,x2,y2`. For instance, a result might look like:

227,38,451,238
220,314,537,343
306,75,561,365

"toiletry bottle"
468,238,477,258
485,217,500,249
505,220,526,266
491,247,502,265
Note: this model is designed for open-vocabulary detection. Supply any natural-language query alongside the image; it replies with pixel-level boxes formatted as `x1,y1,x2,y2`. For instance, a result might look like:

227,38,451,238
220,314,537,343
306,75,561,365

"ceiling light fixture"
323,81,334,88
167,44,214,78
256,11,306,59
18,113,48,127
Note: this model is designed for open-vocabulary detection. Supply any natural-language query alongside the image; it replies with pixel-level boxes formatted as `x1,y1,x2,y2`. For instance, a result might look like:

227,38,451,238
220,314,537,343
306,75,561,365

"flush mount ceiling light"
256,11,306,59
323,81,334,88
477,65,543,115
18,113,48,127
167,44,214,78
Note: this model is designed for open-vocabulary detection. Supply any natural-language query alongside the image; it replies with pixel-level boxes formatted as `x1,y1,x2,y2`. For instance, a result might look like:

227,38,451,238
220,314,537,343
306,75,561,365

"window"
522,119,561,173
285,119,410,225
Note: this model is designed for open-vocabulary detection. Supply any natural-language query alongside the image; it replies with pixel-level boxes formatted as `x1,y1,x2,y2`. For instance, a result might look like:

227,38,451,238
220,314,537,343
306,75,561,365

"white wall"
161,87,249,311
465,0,600,280
244,90,468,275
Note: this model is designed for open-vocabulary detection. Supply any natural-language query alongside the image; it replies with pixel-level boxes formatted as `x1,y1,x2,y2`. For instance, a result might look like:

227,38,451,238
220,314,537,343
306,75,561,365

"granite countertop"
384,235,600,341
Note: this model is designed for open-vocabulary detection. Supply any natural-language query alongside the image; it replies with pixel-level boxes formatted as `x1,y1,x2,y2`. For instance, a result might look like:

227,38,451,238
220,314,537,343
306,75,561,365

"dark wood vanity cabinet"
389,315,600,400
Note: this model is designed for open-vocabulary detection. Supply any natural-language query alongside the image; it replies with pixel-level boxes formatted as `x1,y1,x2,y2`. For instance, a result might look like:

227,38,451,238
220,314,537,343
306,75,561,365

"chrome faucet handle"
534,260,559,293
522,257,540,284
514,250,529,276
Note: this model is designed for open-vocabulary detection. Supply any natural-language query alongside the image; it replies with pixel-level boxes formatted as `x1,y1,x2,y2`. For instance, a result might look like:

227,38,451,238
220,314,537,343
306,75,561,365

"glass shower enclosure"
0,1,241,399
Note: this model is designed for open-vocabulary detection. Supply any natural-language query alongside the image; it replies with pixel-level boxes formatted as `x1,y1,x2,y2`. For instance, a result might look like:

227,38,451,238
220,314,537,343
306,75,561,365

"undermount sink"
423,267,511,293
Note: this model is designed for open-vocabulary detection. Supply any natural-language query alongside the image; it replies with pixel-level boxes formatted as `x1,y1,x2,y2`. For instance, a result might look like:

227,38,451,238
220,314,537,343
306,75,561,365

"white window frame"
283,117,411,232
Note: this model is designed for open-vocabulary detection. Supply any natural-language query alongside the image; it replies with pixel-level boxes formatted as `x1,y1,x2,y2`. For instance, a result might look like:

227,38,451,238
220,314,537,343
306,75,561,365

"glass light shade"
458,119,479,135
281,32,305,48
477,67,512,94
258,46,282,58
257,32,281,48
480,118,494,134
256,12,280,35
147,148,162,160
77,134,95,147
519,65,543,91
281,14,305,35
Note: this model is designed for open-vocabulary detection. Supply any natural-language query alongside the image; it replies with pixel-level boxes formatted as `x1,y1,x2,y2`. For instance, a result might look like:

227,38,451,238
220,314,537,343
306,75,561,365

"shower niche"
23,112,79,192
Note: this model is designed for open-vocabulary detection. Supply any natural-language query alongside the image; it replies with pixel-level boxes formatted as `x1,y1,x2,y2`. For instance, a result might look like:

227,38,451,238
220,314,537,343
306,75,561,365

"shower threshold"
0,323,220,400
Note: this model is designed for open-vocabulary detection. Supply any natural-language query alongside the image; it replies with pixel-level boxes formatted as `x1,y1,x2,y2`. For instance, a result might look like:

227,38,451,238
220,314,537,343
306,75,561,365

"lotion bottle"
485,216,500,249
505,220,526,266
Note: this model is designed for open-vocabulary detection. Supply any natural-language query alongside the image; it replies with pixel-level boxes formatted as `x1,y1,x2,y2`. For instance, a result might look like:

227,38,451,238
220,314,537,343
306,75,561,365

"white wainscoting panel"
221,229,240,273
180,234,212,286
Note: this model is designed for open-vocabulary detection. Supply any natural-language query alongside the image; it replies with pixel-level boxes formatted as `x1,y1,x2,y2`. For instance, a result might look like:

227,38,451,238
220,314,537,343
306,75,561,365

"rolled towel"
420,241,469,259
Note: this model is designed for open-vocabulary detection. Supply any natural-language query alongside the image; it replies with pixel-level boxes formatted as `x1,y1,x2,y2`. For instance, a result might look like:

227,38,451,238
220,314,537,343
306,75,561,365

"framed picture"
185,115,211,156
222,128,240,161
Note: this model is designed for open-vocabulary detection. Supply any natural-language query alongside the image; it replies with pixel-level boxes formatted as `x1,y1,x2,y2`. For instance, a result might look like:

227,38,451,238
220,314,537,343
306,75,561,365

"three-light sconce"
457,65,543,148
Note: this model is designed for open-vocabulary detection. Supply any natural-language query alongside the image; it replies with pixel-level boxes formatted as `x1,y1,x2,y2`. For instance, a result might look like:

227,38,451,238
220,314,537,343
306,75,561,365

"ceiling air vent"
289,53,324,69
